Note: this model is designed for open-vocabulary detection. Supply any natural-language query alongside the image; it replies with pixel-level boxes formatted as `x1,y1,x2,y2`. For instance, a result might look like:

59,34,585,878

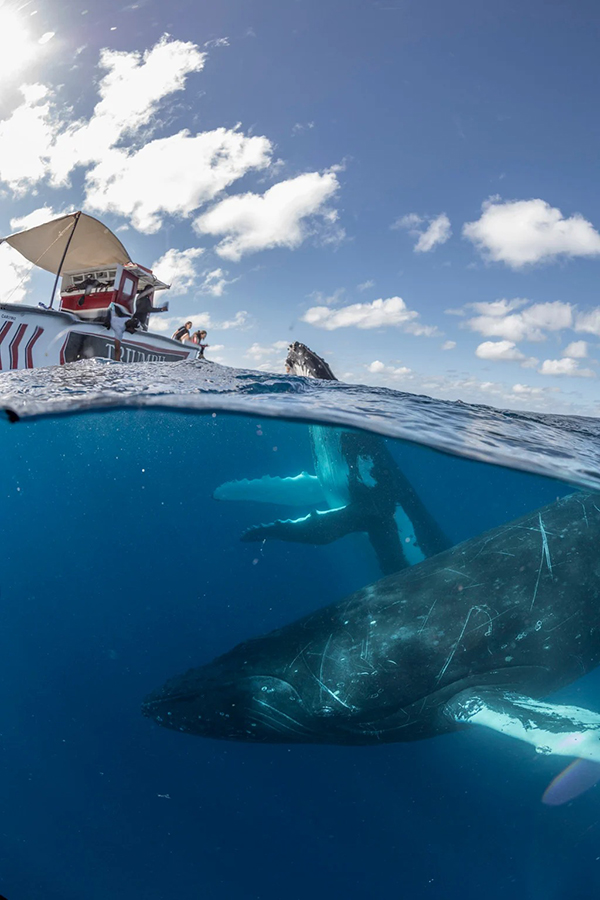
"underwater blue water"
1,360,600,900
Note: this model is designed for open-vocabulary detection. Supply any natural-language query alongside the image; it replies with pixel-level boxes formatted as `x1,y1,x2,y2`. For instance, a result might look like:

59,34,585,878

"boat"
0,211,200,370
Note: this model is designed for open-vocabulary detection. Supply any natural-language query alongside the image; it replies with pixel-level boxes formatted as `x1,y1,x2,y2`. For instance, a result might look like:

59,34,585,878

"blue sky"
1,0,600,414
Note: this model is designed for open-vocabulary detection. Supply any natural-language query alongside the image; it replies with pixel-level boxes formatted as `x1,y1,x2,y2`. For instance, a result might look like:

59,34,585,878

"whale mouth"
141,673,317,742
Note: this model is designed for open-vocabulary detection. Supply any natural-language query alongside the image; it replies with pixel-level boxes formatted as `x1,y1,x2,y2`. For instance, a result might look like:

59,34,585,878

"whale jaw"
142,668,317,743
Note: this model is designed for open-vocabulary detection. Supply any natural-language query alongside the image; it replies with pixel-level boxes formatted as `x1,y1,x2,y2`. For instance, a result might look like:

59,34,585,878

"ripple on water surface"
1,358,599,489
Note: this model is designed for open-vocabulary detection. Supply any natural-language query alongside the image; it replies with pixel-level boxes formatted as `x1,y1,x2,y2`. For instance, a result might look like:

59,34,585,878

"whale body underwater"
214,342,449,575
144,491,600,782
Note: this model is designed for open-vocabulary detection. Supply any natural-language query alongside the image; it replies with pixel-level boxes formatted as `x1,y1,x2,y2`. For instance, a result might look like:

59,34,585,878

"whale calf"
144,492,600,772
214,342,449,575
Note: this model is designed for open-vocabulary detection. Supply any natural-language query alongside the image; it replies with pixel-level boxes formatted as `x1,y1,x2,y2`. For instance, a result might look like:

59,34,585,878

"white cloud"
0,242,33,303
0,37,345,262
84,128,273,233
204,37,230,48
463,197,600,268
366,360,412,378
511,383,545,397
404,321,440,337
150,249,239,299
563,340,588,358
0,85,59,195
245,340,288,371
200,268,237,297
442,340,456,350
307,287,345,306
9,205,63,231
475,340,537,365
152,247,205,295
50,38,207,184
0,38,274,234
415,214,452,252
194,170,341,260
538,357,595,378
218,310,250,330
246,340,288,361
302,296,436,333
150,310,249,334
291,121,315,135
357,279,374,292
394,213,421,229
393,212,452,253
468,298,527,317
466,300,573,342
575,308,600,336
150,313,212,333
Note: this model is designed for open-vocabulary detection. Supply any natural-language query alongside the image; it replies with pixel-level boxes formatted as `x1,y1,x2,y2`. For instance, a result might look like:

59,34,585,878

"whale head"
286,342,337,381
142,640,320,743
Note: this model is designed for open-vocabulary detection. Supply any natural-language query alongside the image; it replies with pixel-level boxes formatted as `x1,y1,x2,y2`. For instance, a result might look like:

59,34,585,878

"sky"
1,0,600,415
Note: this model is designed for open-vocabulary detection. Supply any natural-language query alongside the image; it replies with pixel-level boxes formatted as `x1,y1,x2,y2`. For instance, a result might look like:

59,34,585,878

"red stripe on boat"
25,326,44,368
0,322,12,369
59,334,70,365
9,323,27,369
0,321,12,369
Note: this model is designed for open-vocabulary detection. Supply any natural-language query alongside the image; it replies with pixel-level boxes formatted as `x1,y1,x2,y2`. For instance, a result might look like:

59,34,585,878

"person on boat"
192,329,208,357
133,288,168,331
108,302,136,362
173,321,193,342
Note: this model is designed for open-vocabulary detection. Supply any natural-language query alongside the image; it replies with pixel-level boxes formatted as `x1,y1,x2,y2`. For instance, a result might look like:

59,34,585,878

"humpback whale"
144,492,600,780
214,342,449,575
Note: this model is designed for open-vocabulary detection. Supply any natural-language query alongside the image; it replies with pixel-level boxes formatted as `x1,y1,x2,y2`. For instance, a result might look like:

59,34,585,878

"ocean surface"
1,358,600,900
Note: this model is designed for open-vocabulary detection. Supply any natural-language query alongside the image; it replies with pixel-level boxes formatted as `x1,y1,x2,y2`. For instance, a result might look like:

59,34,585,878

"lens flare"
542,758,600,806
0,3,37,80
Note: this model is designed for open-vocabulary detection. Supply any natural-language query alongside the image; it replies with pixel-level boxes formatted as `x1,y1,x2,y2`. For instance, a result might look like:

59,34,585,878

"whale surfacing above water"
144,493,600,774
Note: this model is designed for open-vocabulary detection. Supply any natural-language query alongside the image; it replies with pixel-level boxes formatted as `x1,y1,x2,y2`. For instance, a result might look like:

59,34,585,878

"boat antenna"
48,210,82,309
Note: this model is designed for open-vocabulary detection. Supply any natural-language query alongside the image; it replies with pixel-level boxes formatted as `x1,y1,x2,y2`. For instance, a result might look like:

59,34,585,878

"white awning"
1,211,132,275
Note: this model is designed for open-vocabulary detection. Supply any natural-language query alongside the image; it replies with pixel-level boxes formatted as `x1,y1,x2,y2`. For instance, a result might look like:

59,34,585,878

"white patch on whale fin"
357,455,377,488
393,504,426,565
445,688,600,763
213,473,325,506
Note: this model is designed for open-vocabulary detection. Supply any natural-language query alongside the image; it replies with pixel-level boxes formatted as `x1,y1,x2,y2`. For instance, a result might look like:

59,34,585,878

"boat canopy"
1,212,134,275
1,212,169,291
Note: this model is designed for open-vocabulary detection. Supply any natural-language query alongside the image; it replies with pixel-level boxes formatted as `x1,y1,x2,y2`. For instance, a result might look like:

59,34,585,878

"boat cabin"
59,262,164,322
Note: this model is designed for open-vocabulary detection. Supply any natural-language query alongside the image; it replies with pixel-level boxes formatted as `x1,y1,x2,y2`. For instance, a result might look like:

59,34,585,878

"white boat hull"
0,303,199,370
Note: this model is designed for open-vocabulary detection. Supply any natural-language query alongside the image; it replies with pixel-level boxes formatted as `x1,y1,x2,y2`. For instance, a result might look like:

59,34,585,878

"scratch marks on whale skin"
436,605,495,683
418,599,438,635
286,641,314,674
544,611,579,634
252,700,308,736
576,498,590,528
531,513,555,611
301,634,356,712
318,633,334,701
539,514,553,575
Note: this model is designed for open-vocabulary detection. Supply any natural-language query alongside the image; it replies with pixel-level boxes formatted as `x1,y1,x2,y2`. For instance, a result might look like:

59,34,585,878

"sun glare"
0,3,36,80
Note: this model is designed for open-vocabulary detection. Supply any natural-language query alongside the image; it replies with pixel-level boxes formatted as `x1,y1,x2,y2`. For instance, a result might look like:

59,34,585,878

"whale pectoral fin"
213,473,325,506
445,688,600,764
241,506,359,545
